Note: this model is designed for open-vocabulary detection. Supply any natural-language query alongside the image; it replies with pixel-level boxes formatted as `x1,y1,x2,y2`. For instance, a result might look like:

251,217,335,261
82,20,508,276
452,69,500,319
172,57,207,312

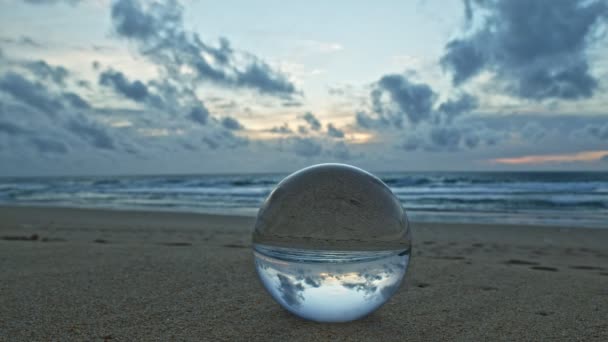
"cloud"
355,73,483,152
297,125,308,135
0,105,70,155
429,127,462,151
371,74,436,126
110,0,296,97
521,122,546,142
269,123,293,134
441,0,608,100
99,69,151,103
23,60,69,86
98,67,214,127
62,92,90,109
291,137,322,157
330,141,354,160
326,123,345,138
29,137,69,154
0,120,29,136
276,274,304,308
300,112,321,131
0,72,64,115
355,111,377,129
587,124,608,140
202,129,248,149
220,116,243,130
66,117,116,150
304,276,321,288
188,106,209,125
0,36,44,48
437,93,478,123
282,100,303,108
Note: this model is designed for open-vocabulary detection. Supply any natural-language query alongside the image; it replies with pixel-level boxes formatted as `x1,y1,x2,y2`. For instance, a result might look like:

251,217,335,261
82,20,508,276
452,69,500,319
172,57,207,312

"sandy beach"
0,206,607,341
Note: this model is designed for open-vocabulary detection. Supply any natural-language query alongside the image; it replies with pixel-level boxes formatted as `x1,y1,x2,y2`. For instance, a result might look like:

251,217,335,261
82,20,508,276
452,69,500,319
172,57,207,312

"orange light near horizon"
490,150,608,165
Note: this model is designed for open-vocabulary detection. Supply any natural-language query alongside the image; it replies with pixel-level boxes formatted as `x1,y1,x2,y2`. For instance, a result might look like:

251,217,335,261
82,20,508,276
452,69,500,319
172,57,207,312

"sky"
0,0,607,176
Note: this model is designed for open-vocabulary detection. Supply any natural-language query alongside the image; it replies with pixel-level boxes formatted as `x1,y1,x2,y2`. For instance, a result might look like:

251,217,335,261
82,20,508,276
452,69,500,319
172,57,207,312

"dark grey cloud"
276,274,304,307
29,137,69,154
62,92,90,109
330,141,354,160
282,100,303,108
429,127,462,151
23,60,69,86
0,55,253,164
99,69,150,103
202,136,219,149
110,0,296,97
291,137,322,157
357,74,480,148
97,64,243,146
269,123,293,134
202,129,248,150
463,134,480,149
0,120,29,136
441,0,608,100
0,105,70,155
437,93,478,123
587,124,608,140
355,111,376,129
297,125,308,135
304,276,321,288
220,117,243,130
188,106,209,125
342,282,377,294
401,135,424,151
300,112,321,131
326,123,345,138
66,117,116,150
0,36,44,48
372,74,436,125
0,72,63,115
521,122,546,142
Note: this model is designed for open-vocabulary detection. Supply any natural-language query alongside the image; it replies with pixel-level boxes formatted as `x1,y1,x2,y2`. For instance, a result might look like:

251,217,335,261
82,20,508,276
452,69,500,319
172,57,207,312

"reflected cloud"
276,274,304,307
254,245,409,322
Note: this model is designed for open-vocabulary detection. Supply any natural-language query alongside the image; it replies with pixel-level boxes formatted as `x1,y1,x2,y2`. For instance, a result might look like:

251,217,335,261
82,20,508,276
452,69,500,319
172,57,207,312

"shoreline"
1,203,606,230
1,205,607,340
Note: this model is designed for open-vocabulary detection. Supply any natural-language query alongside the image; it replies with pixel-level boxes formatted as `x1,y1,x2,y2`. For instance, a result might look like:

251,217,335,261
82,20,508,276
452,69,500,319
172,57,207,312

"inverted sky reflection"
254,246,409,322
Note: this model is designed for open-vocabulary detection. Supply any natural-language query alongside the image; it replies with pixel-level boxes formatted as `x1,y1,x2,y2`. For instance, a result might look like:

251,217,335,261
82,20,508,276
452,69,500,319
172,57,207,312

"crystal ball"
253,163,411,322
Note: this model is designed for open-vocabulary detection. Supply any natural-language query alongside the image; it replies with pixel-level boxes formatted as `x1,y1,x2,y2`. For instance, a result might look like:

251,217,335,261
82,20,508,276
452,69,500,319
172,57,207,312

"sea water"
253,244,410,322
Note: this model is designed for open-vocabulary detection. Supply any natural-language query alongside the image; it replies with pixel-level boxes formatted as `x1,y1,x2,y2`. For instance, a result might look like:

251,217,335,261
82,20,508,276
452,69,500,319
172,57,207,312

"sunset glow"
491,151,608,165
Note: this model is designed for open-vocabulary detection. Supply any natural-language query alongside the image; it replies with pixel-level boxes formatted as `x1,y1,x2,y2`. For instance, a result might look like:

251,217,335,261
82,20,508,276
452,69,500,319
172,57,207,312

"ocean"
0,171,606,228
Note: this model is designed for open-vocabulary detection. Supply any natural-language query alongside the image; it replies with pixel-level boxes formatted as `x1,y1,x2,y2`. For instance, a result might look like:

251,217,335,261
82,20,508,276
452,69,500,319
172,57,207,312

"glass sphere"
253,163,411,322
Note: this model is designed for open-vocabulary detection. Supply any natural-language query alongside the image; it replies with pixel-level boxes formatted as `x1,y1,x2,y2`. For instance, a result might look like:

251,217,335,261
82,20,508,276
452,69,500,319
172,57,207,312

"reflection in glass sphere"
253,163,411,322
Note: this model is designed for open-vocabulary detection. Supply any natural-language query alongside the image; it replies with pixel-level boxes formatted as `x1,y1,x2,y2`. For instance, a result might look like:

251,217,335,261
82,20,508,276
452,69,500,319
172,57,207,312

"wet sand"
1,206,607,341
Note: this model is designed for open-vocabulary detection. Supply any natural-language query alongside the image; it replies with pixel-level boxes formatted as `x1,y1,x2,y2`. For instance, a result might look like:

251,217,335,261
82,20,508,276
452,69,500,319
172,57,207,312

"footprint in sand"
2,234,39,241
568,265,605,271
223,244,249,248
480,286,498,291
161,242,192,246
530,266,559,272
504,259,539,266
